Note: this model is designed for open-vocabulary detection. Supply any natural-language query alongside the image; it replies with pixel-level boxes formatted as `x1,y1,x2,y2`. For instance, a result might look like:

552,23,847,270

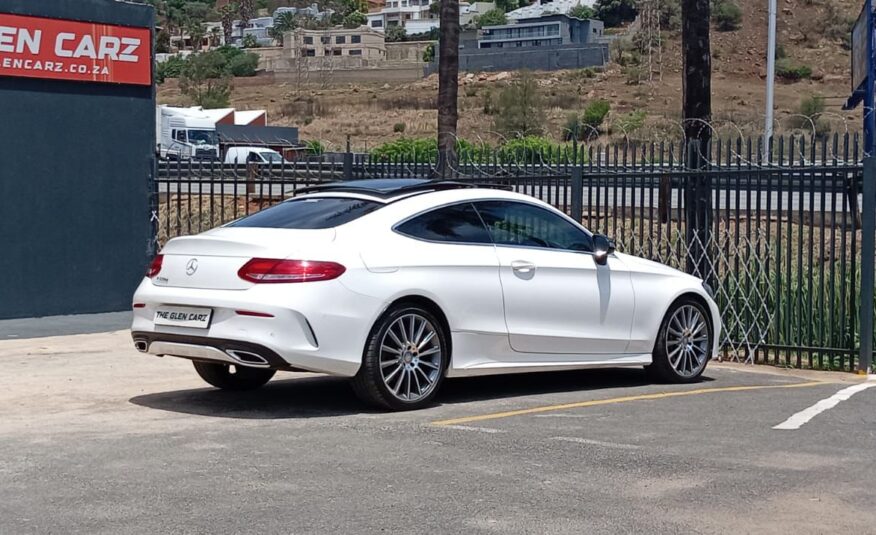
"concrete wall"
427,43,609,74
0,0,155,319
385,41,433,62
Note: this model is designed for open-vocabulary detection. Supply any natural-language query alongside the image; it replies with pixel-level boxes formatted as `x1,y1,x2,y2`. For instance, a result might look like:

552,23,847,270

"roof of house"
507,0,595,20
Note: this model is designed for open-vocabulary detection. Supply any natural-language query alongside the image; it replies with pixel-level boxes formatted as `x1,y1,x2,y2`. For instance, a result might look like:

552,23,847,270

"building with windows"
366,0,434,33
284,27,386,59
478,13,603,49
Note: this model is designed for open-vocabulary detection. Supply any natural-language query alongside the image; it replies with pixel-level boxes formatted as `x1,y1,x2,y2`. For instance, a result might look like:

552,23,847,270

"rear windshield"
228,197,383,229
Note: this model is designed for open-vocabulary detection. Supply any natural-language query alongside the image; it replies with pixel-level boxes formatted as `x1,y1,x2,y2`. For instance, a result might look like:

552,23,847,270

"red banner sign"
0,14,152,86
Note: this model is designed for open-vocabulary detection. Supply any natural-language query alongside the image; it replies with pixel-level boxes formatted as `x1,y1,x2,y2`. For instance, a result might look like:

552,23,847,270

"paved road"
1,324,874,534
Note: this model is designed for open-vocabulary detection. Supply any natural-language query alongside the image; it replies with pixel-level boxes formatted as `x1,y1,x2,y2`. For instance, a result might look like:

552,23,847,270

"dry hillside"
158,0,865,149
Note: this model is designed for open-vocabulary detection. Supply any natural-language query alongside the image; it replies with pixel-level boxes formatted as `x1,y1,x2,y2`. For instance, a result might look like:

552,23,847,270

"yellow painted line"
431,381,827,427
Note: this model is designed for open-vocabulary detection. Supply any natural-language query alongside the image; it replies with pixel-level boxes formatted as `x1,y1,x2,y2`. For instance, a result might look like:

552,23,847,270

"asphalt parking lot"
1,316,874,534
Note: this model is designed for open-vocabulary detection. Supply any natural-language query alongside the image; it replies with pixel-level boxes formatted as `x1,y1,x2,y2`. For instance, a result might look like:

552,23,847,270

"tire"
193,361,276,391
352,305,448,411
646,297,712,383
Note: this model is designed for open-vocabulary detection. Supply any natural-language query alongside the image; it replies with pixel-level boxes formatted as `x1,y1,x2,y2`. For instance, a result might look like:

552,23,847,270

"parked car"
224,146,286,165
132,179,721,410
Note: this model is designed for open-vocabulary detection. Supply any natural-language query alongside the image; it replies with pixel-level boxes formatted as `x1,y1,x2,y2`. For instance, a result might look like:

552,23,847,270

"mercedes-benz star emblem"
185,258,199,276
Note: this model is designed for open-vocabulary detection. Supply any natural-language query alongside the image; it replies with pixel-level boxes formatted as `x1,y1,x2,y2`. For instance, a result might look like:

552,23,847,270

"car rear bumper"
131,278,384,377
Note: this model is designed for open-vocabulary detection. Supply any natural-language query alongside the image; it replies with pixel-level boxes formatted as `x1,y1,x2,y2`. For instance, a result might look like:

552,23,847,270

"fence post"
859,157,875,373
343,135,353,180
570,166,583,223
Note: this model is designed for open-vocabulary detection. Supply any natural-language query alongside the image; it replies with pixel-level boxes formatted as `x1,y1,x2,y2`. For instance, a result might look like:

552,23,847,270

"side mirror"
593,234,616,266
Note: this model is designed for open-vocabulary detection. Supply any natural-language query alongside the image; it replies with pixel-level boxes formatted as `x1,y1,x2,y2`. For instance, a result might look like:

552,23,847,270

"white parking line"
552,436,641,450
442,425,506,434
773,376,876,430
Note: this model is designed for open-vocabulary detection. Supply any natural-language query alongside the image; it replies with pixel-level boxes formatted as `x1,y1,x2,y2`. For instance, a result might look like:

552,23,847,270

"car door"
473,200,635,356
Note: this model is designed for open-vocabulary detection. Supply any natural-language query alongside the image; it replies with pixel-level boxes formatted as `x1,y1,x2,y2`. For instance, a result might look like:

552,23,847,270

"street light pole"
764,0,777,147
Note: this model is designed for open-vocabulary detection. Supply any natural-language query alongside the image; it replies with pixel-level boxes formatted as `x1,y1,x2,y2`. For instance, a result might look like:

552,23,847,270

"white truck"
155,106,220,160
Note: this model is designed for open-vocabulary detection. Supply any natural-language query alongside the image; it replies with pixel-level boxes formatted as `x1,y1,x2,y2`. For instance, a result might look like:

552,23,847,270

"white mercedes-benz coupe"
132,179,721,410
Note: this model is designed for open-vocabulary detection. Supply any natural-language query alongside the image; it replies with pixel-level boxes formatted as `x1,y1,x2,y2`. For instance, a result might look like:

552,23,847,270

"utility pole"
764,0,777,146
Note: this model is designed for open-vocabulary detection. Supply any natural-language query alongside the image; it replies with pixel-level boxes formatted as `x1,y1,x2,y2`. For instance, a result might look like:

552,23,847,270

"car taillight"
146,254,164,278
238,258,346,283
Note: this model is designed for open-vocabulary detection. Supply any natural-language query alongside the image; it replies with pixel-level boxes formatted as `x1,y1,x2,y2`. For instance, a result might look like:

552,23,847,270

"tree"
594,0,637,27
568,4,596,19
242,34,260,48
238,0,255,25
271,11,298,45
494,71,545,137
180,51,233,108
216,0,238,44
343,11,368,28
474,8,507,28
681,0,712,278
437,0,461,176
495,0,519,12
186,20,206,50
385,24,407,42
712,0,741,31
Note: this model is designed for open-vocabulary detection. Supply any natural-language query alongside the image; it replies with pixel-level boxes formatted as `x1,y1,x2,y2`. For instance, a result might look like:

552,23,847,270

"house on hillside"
478,13,604,49
367,0,495,36
285,27,387,59
506,0,596,20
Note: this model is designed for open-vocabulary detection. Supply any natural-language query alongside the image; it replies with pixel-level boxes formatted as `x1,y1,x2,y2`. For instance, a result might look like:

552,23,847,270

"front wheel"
352,306,448,411
647,298,712,383
193,361,276,391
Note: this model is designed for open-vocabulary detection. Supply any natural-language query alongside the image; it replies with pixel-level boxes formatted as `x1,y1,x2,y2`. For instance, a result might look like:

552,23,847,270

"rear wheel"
647,298,711,383
193,361,276,391
352,306,448,411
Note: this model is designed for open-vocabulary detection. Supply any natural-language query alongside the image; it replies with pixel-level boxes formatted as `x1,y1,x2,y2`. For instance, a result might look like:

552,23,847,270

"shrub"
422,42,435,63
156,55,186,84
228,53,259,77
306,139,325,155
713,0,742,31
563,112,584,141
568,4,595,19
582,99,611,130
385,25,407,42
482,89,496,115
789,95,829,138
474,8,508,28
393,122,406,133
241,34,260,49
613,110,647,137
594,0,638,27
623,64,644,85
343,11,367,28
179,52,232,108
776,58,812,81
493,71,545,137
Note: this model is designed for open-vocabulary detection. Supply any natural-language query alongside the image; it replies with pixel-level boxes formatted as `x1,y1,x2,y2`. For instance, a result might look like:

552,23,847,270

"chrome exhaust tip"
133,339,149,353
226,349,269,366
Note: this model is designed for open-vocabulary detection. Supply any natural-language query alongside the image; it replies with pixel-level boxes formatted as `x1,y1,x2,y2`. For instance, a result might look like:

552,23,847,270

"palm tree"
216,0,238,45
271,11,298,46
239,0,255,28
436,0,460,177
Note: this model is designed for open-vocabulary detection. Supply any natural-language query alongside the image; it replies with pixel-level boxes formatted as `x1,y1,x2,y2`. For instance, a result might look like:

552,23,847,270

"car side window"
395,203,492,244
473,200,593,252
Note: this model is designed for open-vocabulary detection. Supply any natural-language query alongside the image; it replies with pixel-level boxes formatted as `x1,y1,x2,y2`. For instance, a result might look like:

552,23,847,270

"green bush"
422,42,435,63
385,25,407,42
776,58,812,81
613,110,647,137
393,122,406,133
228,52,259,77
343,11,367,28
713,0,742,31
306,140,325,155
493,71,545,137
569,4,596,19
241,34,260,49
582,100,611,130
156,55,186,84
474,8,508,28
594,0,638,27
564,112,584,141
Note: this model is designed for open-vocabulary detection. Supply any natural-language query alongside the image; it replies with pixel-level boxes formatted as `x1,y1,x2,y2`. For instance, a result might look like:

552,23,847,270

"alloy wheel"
665,304,709,377
379,313,443,402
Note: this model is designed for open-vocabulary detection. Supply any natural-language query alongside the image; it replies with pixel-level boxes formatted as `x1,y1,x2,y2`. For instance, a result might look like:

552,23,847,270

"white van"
224,147,286,165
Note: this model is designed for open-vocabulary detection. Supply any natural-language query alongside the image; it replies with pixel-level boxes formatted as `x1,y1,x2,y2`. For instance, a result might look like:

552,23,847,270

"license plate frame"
154,305,213,329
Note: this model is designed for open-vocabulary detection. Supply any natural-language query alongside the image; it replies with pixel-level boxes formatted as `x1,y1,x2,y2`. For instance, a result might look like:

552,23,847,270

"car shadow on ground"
129,368,714,420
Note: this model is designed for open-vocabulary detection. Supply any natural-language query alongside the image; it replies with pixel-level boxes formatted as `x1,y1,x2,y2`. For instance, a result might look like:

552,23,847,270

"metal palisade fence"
153,134,871,371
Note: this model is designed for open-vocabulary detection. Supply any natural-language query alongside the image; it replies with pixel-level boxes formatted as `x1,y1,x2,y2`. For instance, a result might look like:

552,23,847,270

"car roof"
297,178,511,202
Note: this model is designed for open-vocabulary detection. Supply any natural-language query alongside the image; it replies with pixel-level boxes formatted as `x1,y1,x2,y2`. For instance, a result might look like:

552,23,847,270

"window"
473,201,592,252
336,35,346,44
173,129,186,142
321,36,330,44
351,35,361,43
304,48,316,56
371,20,383,27
333,48,342,55
395,203,491,244
303,36,313,44
230,198,383,230
349,49,362,55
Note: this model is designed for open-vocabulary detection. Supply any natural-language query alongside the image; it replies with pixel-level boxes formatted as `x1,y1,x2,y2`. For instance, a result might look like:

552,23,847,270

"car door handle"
511,260,536,273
